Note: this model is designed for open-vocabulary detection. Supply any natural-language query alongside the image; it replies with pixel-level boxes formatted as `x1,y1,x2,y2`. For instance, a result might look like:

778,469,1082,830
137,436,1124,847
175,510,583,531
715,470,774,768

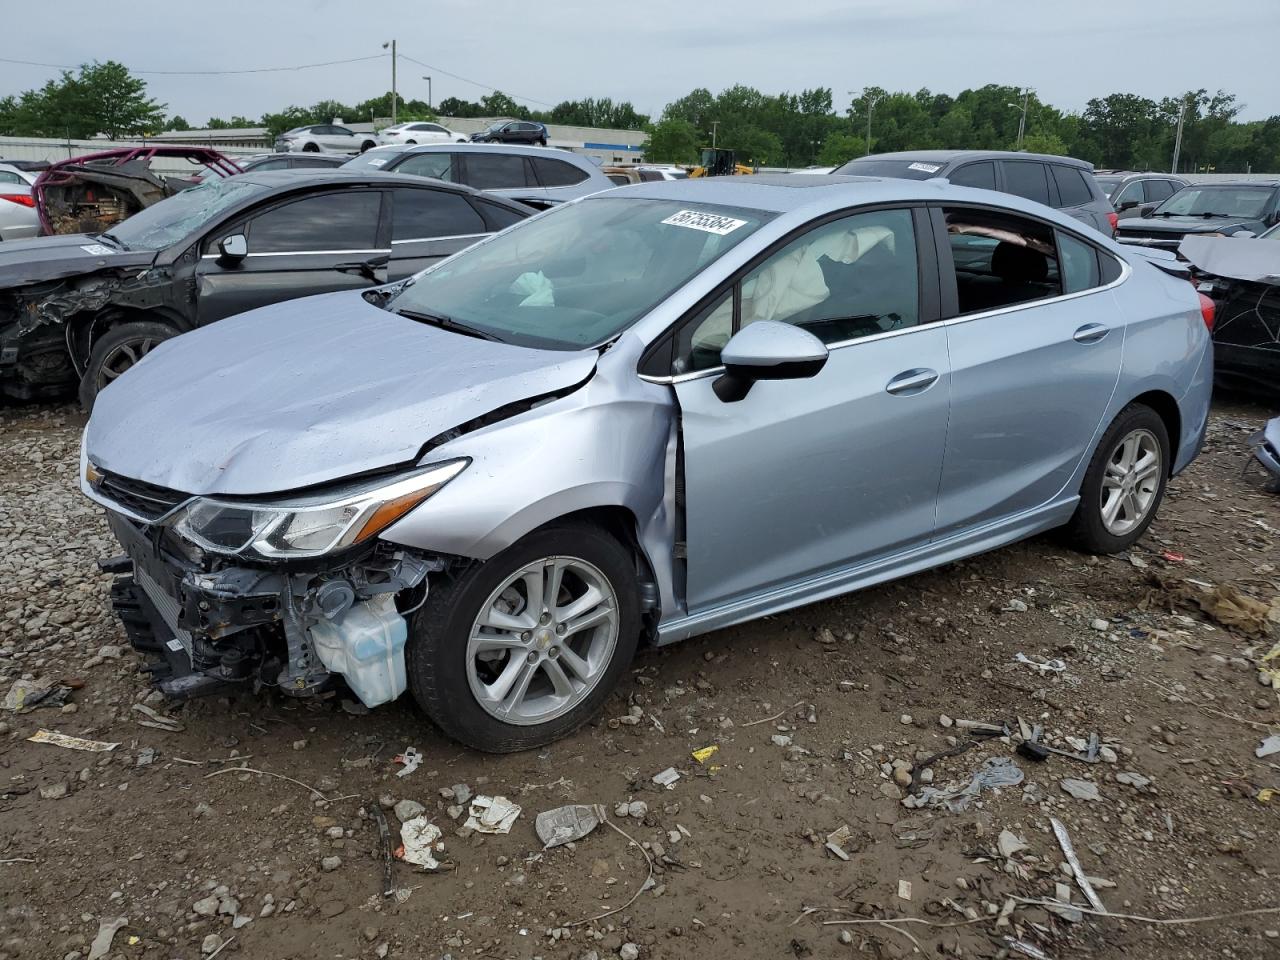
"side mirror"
712,321,828,403
217,234,248,262
1233,230,1256,239
1117,200,1138,212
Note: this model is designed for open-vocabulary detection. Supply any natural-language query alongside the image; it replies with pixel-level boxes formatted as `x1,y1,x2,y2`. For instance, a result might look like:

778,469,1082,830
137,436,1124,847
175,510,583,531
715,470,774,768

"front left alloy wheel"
406,522,640,752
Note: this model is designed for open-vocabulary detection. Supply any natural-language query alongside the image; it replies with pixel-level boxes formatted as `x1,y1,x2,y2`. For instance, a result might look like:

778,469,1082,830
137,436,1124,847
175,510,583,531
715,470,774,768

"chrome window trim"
390,232,488,246
639,253,1131,386
201,248,390,259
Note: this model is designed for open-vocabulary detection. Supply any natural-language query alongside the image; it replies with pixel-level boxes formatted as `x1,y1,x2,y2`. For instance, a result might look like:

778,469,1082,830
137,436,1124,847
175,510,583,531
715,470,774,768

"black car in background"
1116,181,1280,252
470,120,549,146
236,153,348,173
0,171,531,406
1092,171,1188,219
835,150,1117,236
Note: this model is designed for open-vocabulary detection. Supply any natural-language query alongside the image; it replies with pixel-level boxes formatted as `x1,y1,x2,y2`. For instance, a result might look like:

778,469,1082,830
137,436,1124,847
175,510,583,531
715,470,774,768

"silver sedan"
0,163,39,241
82,175,1213,752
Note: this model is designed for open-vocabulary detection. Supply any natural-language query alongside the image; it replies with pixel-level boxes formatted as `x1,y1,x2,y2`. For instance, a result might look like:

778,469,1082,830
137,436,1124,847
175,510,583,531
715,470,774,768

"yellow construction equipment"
689,147,755,178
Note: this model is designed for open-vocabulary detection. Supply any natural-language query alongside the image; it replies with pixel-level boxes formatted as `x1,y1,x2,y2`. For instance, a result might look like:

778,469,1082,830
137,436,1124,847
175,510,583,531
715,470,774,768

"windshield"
487,122,507,132
341,148,407,171
1093,176,1122,197
1154,186,1272,219
386,196,773,349
834,158,947,179
105,177,269,251
1261,223,1280,240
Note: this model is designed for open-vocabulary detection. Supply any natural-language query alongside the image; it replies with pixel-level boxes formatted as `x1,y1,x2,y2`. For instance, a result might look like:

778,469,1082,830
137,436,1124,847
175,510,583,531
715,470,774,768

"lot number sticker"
661,209,747,236
79,244,114,256
907,161,943,174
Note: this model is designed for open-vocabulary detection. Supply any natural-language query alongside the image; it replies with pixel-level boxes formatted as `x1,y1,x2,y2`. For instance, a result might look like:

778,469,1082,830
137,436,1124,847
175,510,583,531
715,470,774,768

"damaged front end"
85,458,467,705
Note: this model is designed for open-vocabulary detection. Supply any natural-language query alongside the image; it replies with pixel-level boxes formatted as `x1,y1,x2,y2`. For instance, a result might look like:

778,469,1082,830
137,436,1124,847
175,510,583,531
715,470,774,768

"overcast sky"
4,0,1277,126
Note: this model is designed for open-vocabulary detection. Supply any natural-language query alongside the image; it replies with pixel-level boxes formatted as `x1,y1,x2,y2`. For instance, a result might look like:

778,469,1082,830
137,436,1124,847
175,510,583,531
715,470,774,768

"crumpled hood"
1120,216,1257,236
85,289,598,496
0,234,156,289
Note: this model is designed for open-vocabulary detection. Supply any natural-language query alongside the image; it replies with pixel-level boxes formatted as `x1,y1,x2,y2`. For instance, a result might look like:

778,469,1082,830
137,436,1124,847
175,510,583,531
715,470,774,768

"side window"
638,170,665,182
0,170,27,184
740,208,919,344
332,126,354,137
606,174,630,186
1052,166,1093,207
1115,181,1146,207
391,188,485,241
677,290,734,374
943,207,1062,314
394,153,455,181
248,192,381,253
465,153,532,190
949,161,996,190
531,157,588,187
474,200,526,230
1145,180,1176,203
1058,231,1101,293
1002,161,1051,206
252,157,289,171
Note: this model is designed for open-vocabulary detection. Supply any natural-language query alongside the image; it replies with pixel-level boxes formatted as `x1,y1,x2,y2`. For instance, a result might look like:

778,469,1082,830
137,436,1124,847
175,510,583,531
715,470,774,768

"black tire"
360,140,376,153
406,522,641,752
78,320,177,411
537,138,547,147
1064,403,1170,554
302,142,320,153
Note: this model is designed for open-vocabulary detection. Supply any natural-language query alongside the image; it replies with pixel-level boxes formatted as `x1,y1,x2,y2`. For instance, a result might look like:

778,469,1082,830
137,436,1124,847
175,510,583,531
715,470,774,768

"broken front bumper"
103,510,434,705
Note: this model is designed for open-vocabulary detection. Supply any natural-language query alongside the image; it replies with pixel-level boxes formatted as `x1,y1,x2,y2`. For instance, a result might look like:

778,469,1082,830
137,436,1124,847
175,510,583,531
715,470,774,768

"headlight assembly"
168,460,467,560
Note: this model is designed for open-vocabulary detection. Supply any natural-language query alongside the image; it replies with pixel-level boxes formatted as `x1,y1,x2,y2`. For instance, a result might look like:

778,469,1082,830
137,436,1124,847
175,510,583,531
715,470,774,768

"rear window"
1145,179,1177,202
531,157,588,187
948,162,996,190
834,158,947,179
1002,161,1051,206
466,153,534,190
1052,166,1094,207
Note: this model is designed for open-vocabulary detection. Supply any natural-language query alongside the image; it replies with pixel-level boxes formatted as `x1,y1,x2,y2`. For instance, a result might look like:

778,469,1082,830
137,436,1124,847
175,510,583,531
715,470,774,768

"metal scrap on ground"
27,729,119,752
536,803,606,849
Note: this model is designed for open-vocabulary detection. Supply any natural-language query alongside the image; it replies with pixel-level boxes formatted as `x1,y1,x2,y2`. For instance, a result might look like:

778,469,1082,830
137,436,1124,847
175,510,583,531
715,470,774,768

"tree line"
3,62,1278,173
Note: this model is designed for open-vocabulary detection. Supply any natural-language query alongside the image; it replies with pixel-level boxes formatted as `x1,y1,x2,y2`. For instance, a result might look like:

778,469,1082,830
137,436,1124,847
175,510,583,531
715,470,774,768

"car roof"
232,169,524,204
848,149,1093,170
376,142,599,169
1182,180,1280,188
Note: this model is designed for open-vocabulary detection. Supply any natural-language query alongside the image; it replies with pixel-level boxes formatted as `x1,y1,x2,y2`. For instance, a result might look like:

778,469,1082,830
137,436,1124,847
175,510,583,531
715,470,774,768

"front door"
196,190,388,325
673,207,951,612
386,187,492,280
933,205,1125,535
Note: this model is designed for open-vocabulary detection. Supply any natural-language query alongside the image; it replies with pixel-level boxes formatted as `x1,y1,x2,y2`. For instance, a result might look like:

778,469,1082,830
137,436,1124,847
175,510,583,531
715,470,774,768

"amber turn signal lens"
353,489,433,543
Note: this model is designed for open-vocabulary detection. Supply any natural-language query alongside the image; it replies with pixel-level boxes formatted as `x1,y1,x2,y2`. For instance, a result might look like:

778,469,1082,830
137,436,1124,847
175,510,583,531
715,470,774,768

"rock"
1090,619,1110,632
1060,778,1101,802
1116,771,1151,789
326,826,344,839
319,899,346,918
201,934,222,955
613,802,630,818
620,943,640,960
96,645,123,659
815,628,837,645
320,856,342,872
997,830,1028,859
939,714,953,728
217,896,239,916
192,895,220,917
394,799,425,822
838,930,853,945
292,739,307,751
892,767,912,788
1099,746,1118,764
450,783,472,804
379,794,396,809
770,734,793,747
626,800,648,819
362,925,379,942
900,714,912,725
1005,599,1028,612
232,915,253,930
39,782,68,800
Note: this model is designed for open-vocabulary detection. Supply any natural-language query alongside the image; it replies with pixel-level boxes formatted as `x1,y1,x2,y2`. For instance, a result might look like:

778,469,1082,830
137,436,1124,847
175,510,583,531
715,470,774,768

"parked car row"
0,161,40,242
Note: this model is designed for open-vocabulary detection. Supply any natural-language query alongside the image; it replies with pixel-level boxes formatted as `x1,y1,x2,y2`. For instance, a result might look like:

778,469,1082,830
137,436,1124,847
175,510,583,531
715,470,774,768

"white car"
636,164,689,180
273,124,377,155
0,162,39,242
377,121,469,146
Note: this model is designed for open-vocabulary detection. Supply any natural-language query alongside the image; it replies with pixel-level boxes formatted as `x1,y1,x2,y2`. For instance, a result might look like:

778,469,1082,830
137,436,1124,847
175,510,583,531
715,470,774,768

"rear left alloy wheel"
406,522,640,752
1065,403,1170,554
79,320,176,411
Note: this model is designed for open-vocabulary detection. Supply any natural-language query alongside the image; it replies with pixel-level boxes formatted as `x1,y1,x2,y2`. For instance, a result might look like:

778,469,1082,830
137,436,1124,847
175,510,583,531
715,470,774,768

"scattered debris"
1003,935,1052,959
652,767,681,789
1115,771,1152,789
1014,653,1065,675
952,719,1009,737
1194,583,1275,638
1016,726,1100,765
393,747,421,778
742,701,805,727
394,799,425,823
131,702,183,731
371,804,395,898
536,803,606,849
997,829,1028,859
87,917,128,960
398,817,444,871
1050,817,1107,914
897,879,913,901
27,729,118,752
1258,736,1280,759
907,757,1024,811
825,824,853,861
691,745,719,764
464,795,522,834
3,678,68,712
1060,779,1102,802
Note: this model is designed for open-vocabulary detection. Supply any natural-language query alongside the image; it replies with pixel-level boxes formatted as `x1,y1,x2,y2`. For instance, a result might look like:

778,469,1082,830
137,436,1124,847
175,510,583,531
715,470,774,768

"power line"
396,54,556,108
0,54,387,76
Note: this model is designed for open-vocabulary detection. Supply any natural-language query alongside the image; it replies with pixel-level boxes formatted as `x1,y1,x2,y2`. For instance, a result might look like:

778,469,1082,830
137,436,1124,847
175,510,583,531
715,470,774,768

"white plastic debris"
398,817,443,870
1257,735,1280,759
87,917,128,960
1014,653,1066,675
652,767,681,789
536,803,606,849
394,746,422,778
27,729,118,752
998,829,1028,859
464,795,522,834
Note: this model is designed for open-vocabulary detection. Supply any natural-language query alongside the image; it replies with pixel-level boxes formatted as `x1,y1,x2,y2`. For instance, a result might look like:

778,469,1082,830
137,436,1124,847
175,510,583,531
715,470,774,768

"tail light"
1,194,35,207
1106,211,1119,235
1197,292,1215,332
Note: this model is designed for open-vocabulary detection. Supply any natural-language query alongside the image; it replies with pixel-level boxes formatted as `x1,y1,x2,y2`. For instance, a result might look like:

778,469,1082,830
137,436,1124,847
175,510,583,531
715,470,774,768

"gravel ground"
1,399,1278,960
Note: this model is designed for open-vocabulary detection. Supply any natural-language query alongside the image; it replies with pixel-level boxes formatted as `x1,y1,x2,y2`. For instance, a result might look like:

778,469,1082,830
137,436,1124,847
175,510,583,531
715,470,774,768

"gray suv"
1093,171,1188,219
835,150,1117,236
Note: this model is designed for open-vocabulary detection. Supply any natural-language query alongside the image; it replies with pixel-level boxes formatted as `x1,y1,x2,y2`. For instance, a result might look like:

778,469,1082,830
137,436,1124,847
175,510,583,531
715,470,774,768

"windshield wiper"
394,308,504,343
98,231,128,250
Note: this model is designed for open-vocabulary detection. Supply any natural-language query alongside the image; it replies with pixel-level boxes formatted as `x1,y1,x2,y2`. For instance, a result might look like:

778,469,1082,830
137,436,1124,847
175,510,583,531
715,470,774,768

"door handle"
1073,323,1109,344
885,368,939,395
335,254,390,282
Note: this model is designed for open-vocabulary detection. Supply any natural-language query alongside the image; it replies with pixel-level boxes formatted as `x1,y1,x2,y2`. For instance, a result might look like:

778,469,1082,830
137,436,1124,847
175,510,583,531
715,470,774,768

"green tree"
817,132,863,167
642,118,699,163
479,91,523,117
0,60,164,138
165,115,191,131
1021,131,1068,155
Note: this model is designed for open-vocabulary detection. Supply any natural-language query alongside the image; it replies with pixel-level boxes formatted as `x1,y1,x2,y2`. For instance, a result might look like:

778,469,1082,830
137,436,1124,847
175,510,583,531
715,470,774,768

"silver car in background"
376,121,469,146
81,175,1212,752
0,162,39,241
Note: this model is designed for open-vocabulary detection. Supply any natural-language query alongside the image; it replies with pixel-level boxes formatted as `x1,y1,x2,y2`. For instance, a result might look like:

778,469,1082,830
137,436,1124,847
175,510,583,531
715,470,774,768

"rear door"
391,151,458,183
461,152,548,204
387,186,491,279
932,204,1125,534
328,125,358,152
672,206,950,611
1050,164,1105,231
194,189,388,324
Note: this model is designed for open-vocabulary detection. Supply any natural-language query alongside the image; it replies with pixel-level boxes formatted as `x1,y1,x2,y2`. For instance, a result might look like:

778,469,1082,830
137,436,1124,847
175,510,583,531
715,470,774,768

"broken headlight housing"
167,460,467,560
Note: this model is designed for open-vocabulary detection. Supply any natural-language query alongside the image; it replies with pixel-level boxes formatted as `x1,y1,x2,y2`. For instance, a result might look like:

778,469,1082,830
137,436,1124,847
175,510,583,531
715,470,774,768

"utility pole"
1171,98,1187,174
383,40,398,125
711,120,719,149
422,76,432,111
1016,88,1029,150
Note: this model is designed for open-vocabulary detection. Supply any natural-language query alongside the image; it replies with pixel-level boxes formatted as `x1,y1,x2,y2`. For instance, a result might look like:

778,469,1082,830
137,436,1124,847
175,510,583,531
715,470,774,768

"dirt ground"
1,398,1278,960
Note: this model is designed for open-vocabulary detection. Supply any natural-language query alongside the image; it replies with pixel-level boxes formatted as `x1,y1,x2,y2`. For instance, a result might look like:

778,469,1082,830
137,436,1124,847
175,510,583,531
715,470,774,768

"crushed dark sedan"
0,170,531,405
